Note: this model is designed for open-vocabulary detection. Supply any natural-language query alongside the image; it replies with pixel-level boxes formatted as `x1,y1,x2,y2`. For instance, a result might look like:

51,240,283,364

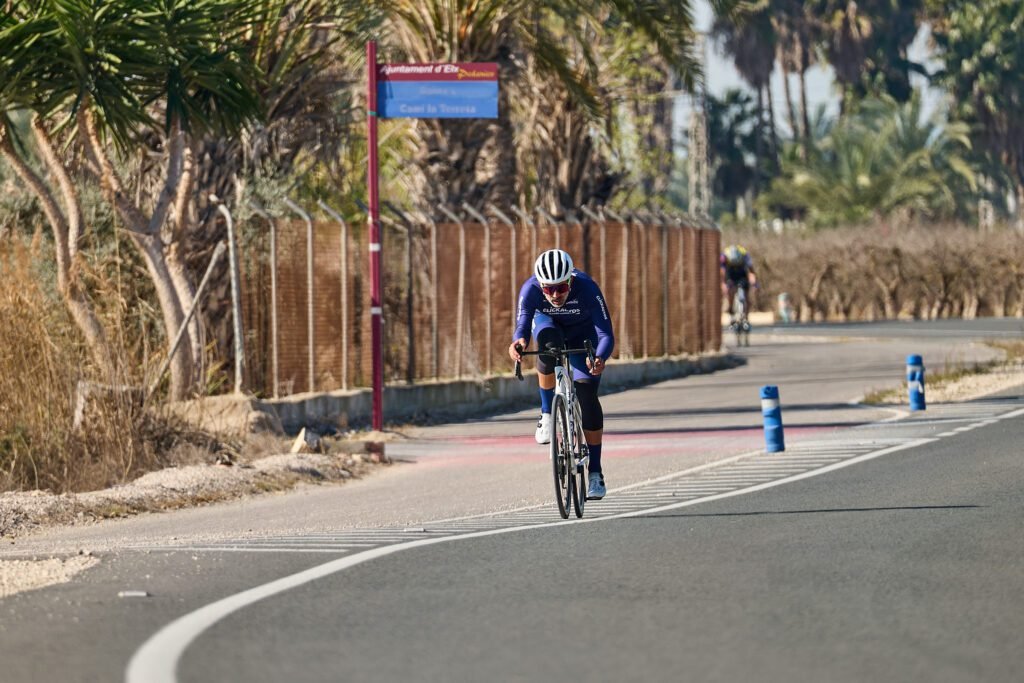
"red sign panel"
377,62,498,82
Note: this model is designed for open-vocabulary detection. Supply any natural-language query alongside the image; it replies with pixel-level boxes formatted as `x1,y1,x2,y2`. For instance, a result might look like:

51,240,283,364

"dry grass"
0,240,230,494
860,349,1013,405
985,339,1024,361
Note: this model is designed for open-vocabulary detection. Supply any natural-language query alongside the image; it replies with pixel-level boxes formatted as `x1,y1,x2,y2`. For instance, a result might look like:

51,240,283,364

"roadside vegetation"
0,240,235,493
2,0,1023,494
729,222,1024,322
861,340,1024,405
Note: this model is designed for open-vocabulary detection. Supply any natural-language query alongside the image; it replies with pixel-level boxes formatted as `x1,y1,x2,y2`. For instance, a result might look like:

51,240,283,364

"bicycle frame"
734,287,748,324
515,342,594,463
731,287,751,347
554,361,589,471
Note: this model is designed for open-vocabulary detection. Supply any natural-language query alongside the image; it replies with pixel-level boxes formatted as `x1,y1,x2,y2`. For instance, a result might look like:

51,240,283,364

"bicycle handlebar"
513,340,596,382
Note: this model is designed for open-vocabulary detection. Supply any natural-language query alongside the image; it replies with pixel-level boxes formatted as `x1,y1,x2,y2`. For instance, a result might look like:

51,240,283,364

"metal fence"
241,209,721,397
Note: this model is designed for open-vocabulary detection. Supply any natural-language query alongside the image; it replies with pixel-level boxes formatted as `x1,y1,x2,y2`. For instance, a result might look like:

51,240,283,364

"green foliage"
0,0,265,148
818,0,926,104
757,93,980,227
930,0,1024,197
705,89,774,205
380,0,719,211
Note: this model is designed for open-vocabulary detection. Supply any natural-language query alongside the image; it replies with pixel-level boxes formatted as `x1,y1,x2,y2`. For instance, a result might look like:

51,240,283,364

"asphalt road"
1,319,1022,682
172,403,1024,683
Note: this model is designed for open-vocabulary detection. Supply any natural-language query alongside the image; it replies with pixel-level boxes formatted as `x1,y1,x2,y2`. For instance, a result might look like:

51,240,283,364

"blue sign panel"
378,81,498,119
377,63,499,119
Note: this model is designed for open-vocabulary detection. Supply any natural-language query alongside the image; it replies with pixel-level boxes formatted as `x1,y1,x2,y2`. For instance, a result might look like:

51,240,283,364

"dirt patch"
0,555,99,598
0,437,393,540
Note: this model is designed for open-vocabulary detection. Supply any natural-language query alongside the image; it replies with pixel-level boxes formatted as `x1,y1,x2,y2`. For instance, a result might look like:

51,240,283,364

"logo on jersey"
543,306,581,315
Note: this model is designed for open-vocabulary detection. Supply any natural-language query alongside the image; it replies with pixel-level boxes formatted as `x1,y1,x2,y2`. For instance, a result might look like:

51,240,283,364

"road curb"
259,352,742,433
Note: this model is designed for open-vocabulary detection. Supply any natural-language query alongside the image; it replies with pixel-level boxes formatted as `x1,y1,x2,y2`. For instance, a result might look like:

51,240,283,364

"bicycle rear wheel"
733,290,750,347
550,396,572,519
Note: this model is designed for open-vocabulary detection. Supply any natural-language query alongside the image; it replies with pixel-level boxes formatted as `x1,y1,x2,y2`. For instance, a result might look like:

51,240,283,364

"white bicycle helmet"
533,249,574,285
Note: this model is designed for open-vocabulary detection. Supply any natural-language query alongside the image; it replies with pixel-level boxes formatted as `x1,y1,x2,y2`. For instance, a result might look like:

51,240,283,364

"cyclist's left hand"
588,357,605,376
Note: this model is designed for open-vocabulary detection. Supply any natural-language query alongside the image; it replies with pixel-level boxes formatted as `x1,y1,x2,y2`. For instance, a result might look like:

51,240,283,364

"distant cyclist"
720,244,758,326
508,249,615,500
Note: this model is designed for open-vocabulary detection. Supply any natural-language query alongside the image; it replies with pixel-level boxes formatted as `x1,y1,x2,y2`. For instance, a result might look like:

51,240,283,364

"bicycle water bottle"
906,354,926,411
760,385,785,453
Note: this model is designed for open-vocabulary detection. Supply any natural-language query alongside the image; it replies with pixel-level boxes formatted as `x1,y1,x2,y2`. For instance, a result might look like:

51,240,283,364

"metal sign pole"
367,41,384,431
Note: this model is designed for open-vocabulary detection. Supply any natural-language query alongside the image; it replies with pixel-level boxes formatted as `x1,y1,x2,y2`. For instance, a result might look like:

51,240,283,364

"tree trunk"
166,242,202,385
873,276,899,319
778,46,799,142
489,71,519,210
130,232,193,398
169,144,204,387
0,122,115,379
807,263,832,320
81,108,194,400
798,39,812,145
754,86,765,192
765,84,779,170
1017,183,1024,232
648,72,673,197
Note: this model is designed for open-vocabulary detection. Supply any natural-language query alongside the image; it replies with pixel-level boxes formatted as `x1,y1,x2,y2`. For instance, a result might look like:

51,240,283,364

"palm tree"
757,93,978,226
157,0,380,385
817,0,925,110
705,89,769,211
772,0,821,153
0,0,264,399
380,0,734,212
0,2,115,376
929,0,1024,227
712,5,779,189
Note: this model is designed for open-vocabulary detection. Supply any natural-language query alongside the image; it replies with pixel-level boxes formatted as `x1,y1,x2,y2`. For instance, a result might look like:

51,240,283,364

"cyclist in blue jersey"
507,248,615,500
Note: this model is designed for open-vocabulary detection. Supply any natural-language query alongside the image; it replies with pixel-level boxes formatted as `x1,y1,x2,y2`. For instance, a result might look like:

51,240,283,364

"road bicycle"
515,340,595,519
729,286,751,347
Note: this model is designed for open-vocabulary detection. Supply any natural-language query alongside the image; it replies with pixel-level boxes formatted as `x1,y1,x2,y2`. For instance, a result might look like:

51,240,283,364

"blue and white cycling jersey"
512,270,615,361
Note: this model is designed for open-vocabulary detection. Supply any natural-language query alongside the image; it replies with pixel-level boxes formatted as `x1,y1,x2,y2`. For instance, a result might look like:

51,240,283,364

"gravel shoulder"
0,430,399,541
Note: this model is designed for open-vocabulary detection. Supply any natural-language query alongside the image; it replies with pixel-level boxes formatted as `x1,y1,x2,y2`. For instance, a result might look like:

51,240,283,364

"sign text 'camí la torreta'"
377,62,498,119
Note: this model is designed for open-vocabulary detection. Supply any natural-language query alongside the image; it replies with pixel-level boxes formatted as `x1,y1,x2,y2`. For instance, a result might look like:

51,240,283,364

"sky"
678,0,945,139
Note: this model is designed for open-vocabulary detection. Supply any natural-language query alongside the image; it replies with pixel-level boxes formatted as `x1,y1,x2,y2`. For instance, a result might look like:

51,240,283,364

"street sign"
377,63,499,119
365,49,501,430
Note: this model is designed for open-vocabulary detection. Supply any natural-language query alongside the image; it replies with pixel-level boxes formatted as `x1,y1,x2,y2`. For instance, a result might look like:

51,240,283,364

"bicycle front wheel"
550,396,572,519
571,442,586,518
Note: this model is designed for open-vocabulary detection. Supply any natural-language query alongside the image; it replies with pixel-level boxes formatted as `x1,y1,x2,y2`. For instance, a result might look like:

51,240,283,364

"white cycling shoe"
587,472,606,499
535,413,552,444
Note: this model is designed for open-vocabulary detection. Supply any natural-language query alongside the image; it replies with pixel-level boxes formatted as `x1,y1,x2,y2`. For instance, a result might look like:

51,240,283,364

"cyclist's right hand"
509,338,526,362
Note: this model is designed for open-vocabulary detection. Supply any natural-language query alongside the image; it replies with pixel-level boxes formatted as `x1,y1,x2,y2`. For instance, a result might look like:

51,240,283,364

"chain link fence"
242,210,721,397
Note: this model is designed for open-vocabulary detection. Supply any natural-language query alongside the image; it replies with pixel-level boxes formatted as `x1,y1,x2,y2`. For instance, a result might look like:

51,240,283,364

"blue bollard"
906,354,926,411
760,385,785,453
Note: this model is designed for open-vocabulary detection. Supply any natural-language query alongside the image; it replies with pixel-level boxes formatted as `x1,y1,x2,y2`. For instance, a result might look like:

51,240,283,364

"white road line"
126,436,937,683
137,547,357,554
766,457,859,463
